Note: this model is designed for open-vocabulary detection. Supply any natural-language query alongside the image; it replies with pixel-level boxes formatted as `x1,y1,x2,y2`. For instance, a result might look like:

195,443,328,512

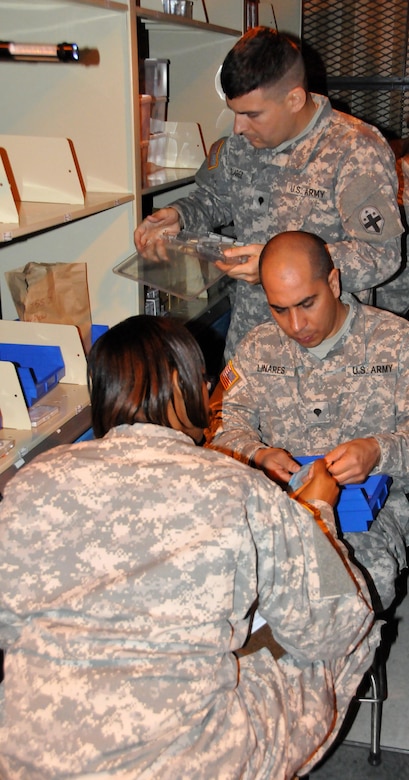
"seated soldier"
0,315,379,780
208,230,409,613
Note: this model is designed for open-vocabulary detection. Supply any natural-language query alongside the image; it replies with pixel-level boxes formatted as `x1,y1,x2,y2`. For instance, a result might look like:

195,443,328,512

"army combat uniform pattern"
171,94,403,358
210,293,409,610
0,423,379,779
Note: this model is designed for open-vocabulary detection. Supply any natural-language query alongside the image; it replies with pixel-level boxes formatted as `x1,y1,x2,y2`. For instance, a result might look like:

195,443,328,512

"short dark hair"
87,315,208,438
221,27,306,100
259,231,334,283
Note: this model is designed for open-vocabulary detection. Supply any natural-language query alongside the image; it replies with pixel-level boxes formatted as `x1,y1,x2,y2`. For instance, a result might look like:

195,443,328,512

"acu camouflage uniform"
171,93,403,359
0,423,379,779
209,293,409,611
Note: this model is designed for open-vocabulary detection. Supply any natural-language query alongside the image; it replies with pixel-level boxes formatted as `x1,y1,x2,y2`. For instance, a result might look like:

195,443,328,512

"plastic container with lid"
143,58,169,98
162,0,193,18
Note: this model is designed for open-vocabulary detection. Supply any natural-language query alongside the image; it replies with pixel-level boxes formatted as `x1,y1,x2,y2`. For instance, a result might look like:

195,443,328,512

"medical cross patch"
220,360,241,391
359,205,384,234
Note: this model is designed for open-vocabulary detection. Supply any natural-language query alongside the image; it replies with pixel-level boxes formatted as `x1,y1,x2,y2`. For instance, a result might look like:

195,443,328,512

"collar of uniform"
339,292,366,365
229,94,331,168
267,94,333,169
107,421,197,447
273,92,328,155
288,292,364,367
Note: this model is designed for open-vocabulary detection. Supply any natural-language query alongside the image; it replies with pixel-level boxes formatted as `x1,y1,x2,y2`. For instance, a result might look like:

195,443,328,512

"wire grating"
328,88,408,139
302,0,409,137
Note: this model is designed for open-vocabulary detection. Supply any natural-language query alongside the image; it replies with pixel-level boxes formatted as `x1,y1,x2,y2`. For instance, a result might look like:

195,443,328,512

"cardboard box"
139,94,152,142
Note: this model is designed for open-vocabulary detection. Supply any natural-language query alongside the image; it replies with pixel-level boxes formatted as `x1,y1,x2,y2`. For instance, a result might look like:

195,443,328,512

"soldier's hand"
215,243,264,284
296,458,339,507
134,208,181,254
325,437,381,484
252,447,300,484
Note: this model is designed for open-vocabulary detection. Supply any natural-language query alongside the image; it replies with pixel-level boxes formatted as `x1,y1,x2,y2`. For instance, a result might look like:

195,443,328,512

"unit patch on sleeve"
207,137,226,170
359,205,385,234
220,360,241,391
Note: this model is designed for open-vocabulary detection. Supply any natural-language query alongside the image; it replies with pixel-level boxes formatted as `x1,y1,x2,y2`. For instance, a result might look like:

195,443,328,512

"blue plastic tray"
1,325,108,418
295,456,391,532
0,343,65,407
91,324,108,343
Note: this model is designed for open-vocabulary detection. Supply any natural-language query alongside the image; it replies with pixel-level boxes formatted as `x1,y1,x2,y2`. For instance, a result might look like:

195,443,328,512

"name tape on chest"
286,182,329,200
257,363,290,375
256,362,395,377
347,363,396,376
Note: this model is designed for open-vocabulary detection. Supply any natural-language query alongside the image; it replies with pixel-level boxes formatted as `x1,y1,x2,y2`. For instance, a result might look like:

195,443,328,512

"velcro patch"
220,360,241,391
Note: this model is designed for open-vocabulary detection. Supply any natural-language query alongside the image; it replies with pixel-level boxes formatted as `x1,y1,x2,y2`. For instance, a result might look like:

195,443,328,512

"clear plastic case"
113,232,242,301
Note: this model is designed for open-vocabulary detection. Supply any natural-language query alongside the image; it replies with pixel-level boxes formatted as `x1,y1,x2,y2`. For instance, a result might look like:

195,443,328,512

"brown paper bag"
5,261,92,354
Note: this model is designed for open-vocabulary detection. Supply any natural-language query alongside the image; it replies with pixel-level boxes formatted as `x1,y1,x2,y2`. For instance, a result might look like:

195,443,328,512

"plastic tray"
295,456,392,532
113,232,241,301
0,342,65,407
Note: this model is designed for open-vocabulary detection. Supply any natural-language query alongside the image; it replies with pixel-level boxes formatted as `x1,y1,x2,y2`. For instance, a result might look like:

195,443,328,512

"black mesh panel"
302,0,409,138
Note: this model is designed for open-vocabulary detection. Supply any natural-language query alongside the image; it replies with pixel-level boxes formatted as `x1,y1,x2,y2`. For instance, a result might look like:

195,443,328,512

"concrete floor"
308,743,409,780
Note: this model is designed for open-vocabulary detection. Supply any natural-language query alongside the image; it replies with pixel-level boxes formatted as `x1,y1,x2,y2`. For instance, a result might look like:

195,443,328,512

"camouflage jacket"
209,293,409,607
171,94,403,358
0,423,378,779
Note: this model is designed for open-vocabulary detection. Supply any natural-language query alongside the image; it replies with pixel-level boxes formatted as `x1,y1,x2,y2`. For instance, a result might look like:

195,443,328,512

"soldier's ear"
285,86,306,114
328,268,341,299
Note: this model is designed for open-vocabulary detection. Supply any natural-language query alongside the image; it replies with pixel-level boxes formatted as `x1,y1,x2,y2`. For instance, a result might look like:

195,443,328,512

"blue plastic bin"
0,343,65,407
91,324,109,344
296,455,391,532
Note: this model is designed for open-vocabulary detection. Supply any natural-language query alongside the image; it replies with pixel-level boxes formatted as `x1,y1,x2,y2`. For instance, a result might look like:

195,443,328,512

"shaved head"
259,231,346,348
259,231,334,286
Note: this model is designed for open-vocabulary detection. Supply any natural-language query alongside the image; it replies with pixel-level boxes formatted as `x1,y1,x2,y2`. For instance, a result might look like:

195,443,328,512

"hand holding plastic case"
165,231,243,263
292,455,391,532
113,232,243,301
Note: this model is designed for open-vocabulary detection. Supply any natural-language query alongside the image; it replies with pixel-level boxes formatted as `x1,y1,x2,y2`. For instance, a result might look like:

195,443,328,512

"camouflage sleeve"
170,137,234,233
250,481,376,662
371,330,409,484
208,349,268,463
330,133,403,293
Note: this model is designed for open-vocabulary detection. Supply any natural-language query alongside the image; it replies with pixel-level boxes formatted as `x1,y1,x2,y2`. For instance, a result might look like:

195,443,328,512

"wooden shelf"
0,192,134,243
0,383,91,492
9,0,128,9
136,7,241,36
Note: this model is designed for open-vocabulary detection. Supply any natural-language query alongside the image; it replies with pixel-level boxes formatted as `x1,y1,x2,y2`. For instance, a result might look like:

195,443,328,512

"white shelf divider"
0,321,88,385
0,135,85,208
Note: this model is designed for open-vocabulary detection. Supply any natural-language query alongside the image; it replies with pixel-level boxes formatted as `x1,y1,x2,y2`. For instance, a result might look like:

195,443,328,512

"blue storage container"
295,456,392,532
0,343,65,407
91,324,108,344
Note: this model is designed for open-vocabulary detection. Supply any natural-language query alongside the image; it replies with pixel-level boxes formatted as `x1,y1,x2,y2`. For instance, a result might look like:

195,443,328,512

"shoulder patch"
359,205,385,234
207,137,226,170
220,360,241,391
